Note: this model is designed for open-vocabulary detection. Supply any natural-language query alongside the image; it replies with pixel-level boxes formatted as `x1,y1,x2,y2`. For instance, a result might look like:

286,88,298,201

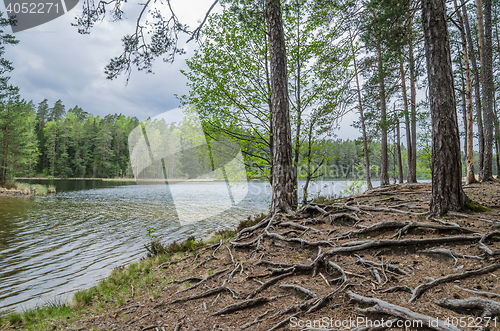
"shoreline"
1,180,498,330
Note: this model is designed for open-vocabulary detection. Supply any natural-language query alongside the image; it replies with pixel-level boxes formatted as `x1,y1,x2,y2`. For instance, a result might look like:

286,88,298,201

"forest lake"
0,178,395,313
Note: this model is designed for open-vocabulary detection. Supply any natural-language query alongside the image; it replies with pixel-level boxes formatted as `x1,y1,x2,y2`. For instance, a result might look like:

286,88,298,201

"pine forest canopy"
1,0,500,216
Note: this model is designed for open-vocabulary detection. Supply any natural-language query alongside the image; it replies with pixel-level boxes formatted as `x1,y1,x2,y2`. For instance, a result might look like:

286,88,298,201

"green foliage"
34,103,140,178
340,178,366,196
0,95,38,181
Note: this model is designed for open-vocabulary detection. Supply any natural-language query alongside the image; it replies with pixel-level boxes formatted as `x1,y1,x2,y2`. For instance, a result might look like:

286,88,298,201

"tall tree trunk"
455,0,477,184
422,0,467,215
267,0,294,214
292,6,301,206
396,115,404,184
495,106,500,177
399,56,412,183
377,41,389,187
350,29,373,190
264,41,273,186
481,0,495,181
467,0,485,178
408,36,418,183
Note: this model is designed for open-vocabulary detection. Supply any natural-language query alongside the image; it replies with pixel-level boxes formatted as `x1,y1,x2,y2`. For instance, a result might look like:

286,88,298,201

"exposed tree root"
211,297,275,316
241,309,275,329
246,271,294,299
168,286,235,304
479,232,500,256
265,230,335,247
278,221,322,234
448,212,500,224
329,213,363,225
174,268,230,295
323,235,482,256
347,291,462,331
409,264,500,302
353,256,409,275
379,285,413,294
454,285,500,298
435,297,500,317
279,284,317,298
419,248,484,264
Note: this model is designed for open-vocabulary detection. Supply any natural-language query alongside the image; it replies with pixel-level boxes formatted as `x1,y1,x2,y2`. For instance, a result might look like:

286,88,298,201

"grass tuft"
461,201,488,213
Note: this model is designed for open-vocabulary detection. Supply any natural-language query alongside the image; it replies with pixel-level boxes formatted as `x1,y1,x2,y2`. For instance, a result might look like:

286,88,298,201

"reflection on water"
0,179,381,312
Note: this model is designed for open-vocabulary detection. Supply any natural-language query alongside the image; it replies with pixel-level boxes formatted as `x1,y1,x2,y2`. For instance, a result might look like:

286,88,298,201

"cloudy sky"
2,0,359,139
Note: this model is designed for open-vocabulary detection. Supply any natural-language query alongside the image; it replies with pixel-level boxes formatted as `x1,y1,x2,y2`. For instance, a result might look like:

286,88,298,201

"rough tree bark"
396,116,404,184
474,0,487,179
400,56,412,184
408,34,418,183
422,0,467,215
377,41,389,187
455,0,477,184
480,0,495,181
350,29,373,190
267,0,294,214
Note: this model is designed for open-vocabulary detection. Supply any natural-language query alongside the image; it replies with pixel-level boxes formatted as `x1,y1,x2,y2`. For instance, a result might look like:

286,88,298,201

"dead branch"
347,291,462,331
246,271,294,299
379,285,413,293
241,309,275,329
267,312,300,331
211,296,273,316
326,261,348,283
479,232,500,256
454,285,500,298
173,322,182,331
230,234,264,248
279,284,318,298
157,256,189,269
435,297,500,317
409,263,500,302
174,268,230,295
265,230,335,247
279,221,322,234
354,256,409,275
168,286,235,304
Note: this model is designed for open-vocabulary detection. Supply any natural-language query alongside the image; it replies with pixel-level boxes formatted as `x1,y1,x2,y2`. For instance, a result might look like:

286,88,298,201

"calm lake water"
0,178,382,313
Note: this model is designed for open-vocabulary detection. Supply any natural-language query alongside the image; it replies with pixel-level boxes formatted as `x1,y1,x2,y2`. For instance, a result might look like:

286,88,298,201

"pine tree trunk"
266,0,294,214
350,29,373,190
481,0,495,181
422,0,466,215
455,0,477,184
408,37,418,183
400,56,412,183
472,0,486,179
377,42,389,187
396,116,404,184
